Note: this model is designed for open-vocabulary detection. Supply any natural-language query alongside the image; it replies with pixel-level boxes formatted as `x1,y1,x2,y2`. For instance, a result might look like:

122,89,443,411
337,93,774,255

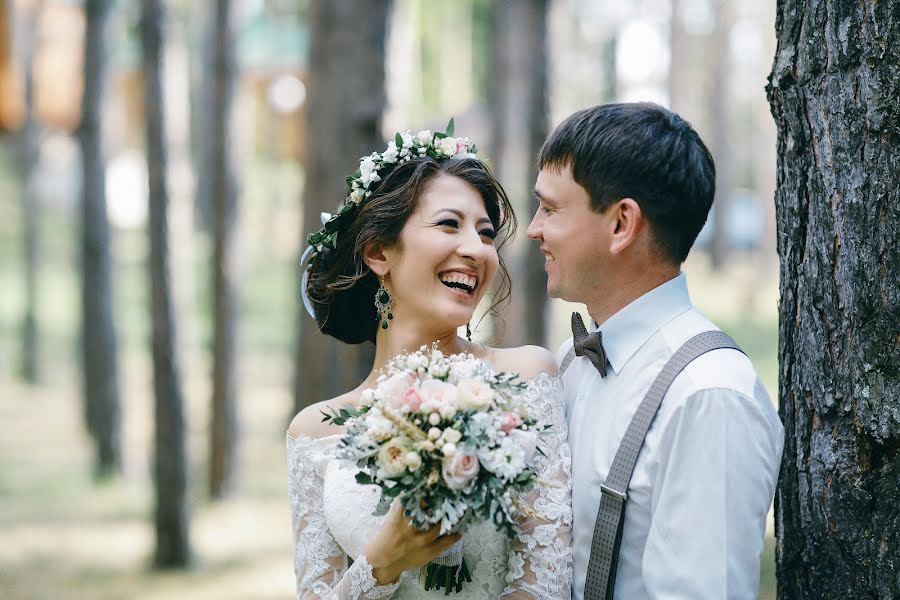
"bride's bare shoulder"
287,391,358,441
487,345,558,381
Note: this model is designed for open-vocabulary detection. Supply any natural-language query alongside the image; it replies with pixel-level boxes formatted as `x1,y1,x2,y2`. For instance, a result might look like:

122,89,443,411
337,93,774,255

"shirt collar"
590,273,693,375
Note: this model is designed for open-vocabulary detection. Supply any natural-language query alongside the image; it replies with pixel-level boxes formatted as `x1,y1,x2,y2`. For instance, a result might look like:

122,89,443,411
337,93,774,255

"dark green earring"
375,277,393,330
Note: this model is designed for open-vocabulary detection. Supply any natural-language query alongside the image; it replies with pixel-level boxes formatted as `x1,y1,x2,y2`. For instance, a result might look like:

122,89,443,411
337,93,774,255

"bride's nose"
456,228,491,262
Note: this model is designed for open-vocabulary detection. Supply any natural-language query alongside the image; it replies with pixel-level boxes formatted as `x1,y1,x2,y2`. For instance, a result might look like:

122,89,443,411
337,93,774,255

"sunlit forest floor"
0,144,777,598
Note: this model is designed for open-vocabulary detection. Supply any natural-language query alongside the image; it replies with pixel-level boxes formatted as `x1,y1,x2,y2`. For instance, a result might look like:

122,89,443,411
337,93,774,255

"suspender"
562,331,744,600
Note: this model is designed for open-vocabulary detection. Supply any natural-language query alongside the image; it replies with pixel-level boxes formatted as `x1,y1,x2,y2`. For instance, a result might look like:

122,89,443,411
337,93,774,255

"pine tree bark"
207,0,238,500
140,0,192,568
78,0,121,477
768,1,900,597
490,0,549,348
293,0,388,415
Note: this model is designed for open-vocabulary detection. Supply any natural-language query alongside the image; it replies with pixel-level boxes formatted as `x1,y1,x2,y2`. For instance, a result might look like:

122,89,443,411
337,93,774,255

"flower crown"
305,118,478,258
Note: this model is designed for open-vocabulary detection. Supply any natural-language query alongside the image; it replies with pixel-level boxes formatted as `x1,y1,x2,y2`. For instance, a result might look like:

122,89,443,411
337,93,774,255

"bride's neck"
362,320,470,389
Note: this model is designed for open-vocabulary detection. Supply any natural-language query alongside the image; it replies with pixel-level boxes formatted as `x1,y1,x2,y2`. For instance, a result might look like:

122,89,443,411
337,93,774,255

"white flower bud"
428,427,442,440
404,452,422,470
428,413,441,425
442,443,456,456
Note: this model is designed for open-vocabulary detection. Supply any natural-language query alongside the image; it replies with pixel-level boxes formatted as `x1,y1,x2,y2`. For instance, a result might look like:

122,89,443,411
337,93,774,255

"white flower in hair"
359,155,380,186
382,141,399,164
438,137,459,157
416,130,433,145
400,132,414,148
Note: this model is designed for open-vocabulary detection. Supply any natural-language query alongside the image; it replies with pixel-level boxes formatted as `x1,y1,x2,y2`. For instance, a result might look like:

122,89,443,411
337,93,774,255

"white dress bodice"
288,372,573,600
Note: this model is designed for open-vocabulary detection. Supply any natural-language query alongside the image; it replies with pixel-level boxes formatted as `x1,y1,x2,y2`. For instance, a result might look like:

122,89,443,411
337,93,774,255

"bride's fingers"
429,533,463,556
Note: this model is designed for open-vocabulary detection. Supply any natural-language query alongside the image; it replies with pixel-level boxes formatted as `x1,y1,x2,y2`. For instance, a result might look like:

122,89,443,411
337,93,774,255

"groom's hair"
538,102,715,264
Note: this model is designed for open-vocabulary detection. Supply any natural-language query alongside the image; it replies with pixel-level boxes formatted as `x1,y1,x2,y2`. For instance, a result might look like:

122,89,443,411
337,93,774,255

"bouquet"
323,346,544,594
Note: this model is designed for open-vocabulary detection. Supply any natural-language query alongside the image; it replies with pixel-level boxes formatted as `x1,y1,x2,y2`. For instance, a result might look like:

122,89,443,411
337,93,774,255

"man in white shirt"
527,103,784,599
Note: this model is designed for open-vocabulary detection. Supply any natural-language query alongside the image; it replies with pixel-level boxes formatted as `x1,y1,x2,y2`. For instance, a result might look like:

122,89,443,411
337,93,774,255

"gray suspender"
561,330,743,600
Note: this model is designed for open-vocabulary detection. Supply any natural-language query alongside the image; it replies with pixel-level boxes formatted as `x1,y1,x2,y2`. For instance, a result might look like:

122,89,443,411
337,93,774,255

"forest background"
1,0,782,597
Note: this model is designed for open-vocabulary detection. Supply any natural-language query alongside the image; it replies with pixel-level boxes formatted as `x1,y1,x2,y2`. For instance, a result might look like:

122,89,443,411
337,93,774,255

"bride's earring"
466,322,472,341
375,277,393,330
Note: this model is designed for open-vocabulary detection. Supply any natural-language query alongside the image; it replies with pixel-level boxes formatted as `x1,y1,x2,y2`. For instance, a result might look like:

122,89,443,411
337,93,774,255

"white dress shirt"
559,273,784,600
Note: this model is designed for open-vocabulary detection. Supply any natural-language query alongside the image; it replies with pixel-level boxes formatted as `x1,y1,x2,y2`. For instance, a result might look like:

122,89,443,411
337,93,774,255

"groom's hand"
364,500,463,585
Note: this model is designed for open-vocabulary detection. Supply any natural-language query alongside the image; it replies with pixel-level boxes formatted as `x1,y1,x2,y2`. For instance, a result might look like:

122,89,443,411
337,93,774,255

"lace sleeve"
287,435,402,600
501,373,574,599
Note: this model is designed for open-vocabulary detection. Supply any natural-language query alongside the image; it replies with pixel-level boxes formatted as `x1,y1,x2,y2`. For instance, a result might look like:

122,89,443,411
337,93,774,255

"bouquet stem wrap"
422,538,472,594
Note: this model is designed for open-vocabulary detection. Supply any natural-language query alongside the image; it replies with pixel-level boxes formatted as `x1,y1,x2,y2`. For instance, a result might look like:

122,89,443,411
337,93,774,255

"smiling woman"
305,146,515,345
287,124,574,600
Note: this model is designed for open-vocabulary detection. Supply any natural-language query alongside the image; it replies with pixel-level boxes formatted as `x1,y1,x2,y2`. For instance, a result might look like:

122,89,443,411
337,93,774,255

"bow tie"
571,312,608,378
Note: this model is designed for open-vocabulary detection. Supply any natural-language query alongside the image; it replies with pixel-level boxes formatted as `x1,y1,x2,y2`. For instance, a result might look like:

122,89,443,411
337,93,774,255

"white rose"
401,131,414,148
382,141,399,163
416,130,433,145
377,437,411,478
359,155,380,186
438,136,458,156
457,378,495,411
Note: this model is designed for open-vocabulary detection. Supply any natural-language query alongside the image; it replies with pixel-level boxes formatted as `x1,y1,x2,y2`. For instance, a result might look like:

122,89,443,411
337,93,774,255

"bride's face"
383,173,499,331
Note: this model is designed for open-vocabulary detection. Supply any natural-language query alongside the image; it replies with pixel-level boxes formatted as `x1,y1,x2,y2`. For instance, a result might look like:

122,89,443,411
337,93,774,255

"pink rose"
499,412,523,434
508,429,539,463
400,386,423,412
442,450,480,491
378,373,414,404
419,380,458,413
455,139,469,154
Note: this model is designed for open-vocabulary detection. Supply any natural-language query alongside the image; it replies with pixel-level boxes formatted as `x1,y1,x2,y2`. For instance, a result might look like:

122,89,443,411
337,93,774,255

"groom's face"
527,166,611,302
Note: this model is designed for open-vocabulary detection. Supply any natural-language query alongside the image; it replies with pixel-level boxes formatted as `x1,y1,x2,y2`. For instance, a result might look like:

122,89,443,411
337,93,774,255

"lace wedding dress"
286,372,573,600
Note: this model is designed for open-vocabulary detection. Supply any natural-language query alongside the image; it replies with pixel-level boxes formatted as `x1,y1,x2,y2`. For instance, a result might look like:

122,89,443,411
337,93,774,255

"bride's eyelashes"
432,218,497,241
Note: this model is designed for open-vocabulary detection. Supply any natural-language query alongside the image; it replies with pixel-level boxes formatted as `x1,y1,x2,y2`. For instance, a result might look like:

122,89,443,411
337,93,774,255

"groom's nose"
526,209,543,241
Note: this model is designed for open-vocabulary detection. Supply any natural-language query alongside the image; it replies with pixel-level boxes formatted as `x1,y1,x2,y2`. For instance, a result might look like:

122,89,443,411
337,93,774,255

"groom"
527,103,784,599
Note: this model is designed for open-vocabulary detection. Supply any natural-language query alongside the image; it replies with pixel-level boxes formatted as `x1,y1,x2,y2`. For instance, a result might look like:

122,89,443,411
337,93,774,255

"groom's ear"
362,241,391,277
608,198,644,255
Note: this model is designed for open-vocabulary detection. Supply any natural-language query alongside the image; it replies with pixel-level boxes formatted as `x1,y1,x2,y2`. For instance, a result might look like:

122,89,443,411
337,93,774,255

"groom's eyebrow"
533,189,554,205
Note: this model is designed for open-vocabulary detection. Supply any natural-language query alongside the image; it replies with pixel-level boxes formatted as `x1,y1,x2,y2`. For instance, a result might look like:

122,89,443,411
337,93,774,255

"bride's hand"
362,500,462,585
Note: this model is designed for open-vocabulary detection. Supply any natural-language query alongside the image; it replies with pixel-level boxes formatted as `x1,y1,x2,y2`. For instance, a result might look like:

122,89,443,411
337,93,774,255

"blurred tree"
768,1,900,597
668,0,684,112
78,0,122,477
489,0,549,348
292,0,389,415
709,0,733,270
140,0,192,567
208,0,238,500
17,0,41,382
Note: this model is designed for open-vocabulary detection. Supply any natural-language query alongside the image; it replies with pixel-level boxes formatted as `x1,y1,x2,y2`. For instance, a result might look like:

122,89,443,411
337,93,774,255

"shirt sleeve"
501,373,574,599
287,435,402,600
641,388,782,600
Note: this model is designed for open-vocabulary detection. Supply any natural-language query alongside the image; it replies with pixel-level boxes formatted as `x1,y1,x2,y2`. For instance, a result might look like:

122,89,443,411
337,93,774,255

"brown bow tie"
571,312,608,378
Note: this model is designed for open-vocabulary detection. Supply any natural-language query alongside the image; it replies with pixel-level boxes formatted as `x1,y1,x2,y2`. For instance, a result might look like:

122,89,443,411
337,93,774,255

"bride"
287,125,572,599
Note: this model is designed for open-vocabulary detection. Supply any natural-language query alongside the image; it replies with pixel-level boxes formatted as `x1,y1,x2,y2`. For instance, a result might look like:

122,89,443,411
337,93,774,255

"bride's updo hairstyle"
306,144,515,345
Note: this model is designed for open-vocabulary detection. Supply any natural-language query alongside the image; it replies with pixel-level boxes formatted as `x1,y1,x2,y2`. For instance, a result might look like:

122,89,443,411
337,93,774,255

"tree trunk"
140,0,192,568
292,0,388,416
208,0,238,500
709,0,732,270
489,0,548,348
78,0,121,478
768,1,900,598
18,1,40,383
